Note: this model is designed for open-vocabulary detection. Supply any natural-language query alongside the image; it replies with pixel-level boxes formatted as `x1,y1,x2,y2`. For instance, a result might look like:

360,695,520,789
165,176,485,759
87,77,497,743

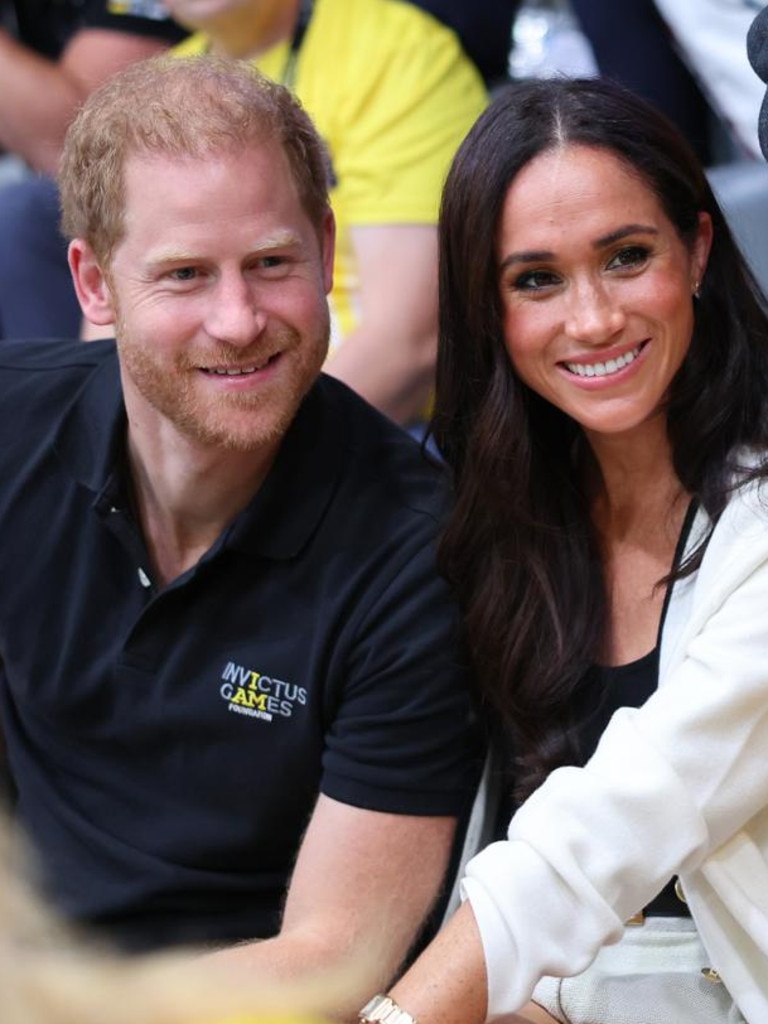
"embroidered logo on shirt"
220,661,307,722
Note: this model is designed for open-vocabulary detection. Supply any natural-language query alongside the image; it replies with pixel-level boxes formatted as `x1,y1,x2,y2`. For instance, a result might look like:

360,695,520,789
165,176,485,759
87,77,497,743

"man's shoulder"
0,337,113,376
0,338,115,414
312,374,451,525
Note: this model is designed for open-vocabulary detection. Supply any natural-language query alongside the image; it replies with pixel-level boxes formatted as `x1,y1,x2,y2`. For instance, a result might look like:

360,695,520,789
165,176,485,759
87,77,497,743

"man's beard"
116,315,330,453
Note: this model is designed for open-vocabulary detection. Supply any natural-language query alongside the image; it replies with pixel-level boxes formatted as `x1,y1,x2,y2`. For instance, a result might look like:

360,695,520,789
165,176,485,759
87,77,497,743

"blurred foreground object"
0,824,333,1024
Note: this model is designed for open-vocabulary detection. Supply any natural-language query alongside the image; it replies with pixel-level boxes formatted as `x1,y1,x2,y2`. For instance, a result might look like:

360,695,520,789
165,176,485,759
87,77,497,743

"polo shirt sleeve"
320,518,479,817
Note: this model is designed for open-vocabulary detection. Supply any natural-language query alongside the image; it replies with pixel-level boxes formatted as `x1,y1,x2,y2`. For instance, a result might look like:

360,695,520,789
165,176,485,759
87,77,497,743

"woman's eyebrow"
594,224,659,248
499,249,555,271
499,225,661,272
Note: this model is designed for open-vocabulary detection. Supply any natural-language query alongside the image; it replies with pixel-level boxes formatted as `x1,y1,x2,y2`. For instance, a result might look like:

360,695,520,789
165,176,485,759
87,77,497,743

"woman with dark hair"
355,78,768,1024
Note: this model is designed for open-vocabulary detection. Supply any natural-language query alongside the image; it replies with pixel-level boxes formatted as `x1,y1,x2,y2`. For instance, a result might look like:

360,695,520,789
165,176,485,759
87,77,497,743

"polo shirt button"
137,567,152,588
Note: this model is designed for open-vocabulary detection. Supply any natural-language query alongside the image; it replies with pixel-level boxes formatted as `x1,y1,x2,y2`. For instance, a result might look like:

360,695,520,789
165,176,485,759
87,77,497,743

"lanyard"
281,0,314,88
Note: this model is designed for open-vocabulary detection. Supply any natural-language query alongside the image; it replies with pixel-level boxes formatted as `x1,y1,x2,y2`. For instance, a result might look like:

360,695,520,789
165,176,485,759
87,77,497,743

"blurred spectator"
653,0,764,160
565,0,764,163
568,0,715,162
0,0,186,173
0,0,186,339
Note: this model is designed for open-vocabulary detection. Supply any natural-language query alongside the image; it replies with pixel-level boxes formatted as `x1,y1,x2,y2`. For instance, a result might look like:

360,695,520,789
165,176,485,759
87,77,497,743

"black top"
0,339,480,951
572,649,659,766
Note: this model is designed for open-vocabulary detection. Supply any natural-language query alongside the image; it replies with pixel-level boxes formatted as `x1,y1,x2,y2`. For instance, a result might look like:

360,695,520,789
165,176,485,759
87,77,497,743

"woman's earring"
693,280,702,300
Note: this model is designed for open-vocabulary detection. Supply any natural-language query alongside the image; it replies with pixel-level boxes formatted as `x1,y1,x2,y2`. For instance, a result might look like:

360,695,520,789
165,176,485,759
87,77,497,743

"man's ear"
321,208,335,295
68,239,117,325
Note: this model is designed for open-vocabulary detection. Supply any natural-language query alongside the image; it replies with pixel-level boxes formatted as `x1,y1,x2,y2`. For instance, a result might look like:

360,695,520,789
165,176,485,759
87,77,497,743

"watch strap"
358,994,419,1024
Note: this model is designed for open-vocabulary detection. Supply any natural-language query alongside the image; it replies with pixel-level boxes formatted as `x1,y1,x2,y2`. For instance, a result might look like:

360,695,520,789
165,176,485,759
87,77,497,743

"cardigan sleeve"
462,478,768,1016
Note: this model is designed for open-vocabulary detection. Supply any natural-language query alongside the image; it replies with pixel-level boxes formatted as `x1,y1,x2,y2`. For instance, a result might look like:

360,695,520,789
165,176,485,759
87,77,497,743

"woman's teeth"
564,344,642,378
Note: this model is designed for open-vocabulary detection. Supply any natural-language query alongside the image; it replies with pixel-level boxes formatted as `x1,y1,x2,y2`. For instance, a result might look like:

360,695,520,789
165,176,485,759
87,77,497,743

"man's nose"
204,275,266,347
564,278,626,345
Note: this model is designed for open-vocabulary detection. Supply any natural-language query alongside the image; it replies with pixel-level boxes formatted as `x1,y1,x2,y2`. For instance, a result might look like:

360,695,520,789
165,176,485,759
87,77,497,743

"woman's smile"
560,339,649,381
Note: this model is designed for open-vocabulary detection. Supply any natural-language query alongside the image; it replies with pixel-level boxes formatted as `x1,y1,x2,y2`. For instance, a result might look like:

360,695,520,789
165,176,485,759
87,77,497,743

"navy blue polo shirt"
0,340,478,951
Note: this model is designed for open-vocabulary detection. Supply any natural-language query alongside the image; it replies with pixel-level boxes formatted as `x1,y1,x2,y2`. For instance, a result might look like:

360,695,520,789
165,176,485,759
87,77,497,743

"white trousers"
531,917,746,1024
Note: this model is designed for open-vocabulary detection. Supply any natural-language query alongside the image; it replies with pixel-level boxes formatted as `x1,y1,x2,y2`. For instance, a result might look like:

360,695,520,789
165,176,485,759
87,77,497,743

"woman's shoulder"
692,447,768,582
723,445,768,520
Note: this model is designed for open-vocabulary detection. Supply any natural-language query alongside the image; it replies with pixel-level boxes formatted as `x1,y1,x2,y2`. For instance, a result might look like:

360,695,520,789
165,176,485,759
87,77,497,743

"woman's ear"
68,239,117,326
692,211,714,293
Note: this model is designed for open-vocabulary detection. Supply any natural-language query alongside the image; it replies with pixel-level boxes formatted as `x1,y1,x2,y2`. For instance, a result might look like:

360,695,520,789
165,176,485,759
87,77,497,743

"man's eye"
607,245,650,270
260,255,285,270
170,267,198,281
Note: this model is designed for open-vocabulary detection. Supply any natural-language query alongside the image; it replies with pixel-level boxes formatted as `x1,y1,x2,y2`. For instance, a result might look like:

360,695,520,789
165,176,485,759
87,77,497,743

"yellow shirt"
174,0,487,343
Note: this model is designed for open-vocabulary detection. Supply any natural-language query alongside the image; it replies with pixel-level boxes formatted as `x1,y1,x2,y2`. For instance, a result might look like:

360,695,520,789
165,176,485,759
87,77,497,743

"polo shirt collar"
55,352,344,561
55,350,126,496
224,379,344,559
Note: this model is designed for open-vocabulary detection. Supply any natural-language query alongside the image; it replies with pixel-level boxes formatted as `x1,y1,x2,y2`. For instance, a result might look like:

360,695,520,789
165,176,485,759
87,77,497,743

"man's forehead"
122,137,285,179
117,138,300,233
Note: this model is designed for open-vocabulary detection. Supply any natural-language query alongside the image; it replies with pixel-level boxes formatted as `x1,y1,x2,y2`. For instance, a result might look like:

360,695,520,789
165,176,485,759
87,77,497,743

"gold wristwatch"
358,994,419,1024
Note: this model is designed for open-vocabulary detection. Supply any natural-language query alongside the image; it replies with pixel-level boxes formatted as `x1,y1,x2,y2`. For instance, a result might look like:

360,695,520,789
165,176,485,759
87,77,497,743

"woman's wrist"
358,993,419,1024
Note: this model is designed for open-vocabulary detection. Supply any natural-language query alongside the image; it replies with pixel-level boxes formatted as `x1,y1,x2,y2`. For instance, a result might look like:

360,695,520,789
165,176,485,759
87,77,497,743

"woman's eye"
607,245,650,271
513,269,560,291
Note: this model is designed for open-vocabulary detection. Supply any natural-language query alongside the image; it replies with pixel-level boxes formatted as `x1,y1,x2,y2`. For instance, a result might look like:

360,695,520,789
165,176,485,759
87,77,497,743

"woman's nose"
564,279,626,345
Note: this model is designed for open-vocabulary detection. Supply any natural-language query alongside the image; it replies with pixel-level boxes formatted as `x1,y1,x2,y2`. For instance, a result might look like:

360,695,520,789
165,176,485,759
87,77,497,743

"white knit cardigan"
462,469,768,1022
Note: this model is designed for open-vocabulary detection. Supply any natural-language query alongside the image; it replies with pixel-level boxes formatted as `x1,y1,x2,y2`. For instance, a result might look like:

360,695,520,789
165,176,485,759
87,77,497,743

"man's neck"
126,421,278,588
207,0,303,60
